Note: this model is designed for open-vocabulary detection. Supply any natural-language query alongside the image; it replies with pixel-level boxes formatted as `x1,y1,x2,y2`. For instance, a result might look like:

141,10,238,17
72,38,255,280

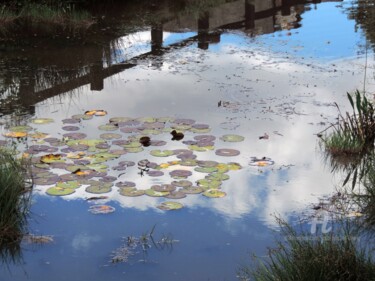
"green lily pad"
46,186,75,196
171,180,193,188
98,124,118,131
92,152,119,161
67,139,104,147
206,173,230,181
181,186,204,194
197,179,222,189
165,191,187,199
220,134,245,142
119,187,145,197
86,164,108,173
56,181,81,189
85,183,113,194
136,117,157,123
150,150,174,157
100,133,122,140
123,142,142,148
109,117,132,123
31,118,54,124
144,189,170,197
203,189,227,198
157,201,183,210
190,128,211,134
9,125,33,132
194,167,218,173
227,162,242,170
179,159,198,166
125,147,144,153
188,145,214,152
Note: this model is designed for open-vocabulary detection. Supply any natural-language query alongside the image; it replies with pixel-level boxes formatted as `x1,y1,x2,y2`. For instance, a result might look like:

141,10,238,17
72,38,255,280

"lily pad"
194,167,218,173
206,173,230,181
40,154,64,163
197,160,219,168
100,133,122,140
4,131,28,138
190,128,211,133
109,117,132,123
149,140,167,146
194,135,216,142
119,188,145,197
72,114,93,120
203,189,227,198
173,118,195,125
63,132,87,140
136,117,157,123
145,189,170,197
147,170,164,177
9,125,33,132
62,126,80,131
220,134,245,142
215,149,240,157
157,201,184,210
188,145,214,152
34,177,61,185
152,184,176,192
150,150,174,157
88,205,115,214
31,118,54,124
197,179,222,189
165,191,187,199
46,186,75,196
85,110,107,116
29,132,49,139
56,181,81,189
171,180,193,188
98,124,118,131
181,186,204,194
169,170,192,178
125,147,144,153
85,183,113,194
115,181,136,188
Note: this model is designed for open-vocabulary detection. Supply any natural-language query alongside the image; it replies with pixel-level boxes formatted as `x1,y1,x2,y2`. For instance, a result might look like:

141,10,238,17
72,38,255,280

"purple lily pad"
100,176,117,182
95,143,110,149
100,133,122,140
169,170,192,178
142,122,165,129
0,140,7,146
63,133,87,140
177,153,197,160
197,160,219,167
73,159,91,165
147,170,164,177
62,118,80,124
118,161,135,167
108,149,127,155
120,127,140,134
165,191,187,199
149,140,167,146
121,120,141,126
151,184,176,192
173,118,196,125
44,137,60,143
115,181,136,188
70,144,89,151
182,140,197,145
215,148,240,156
194,135,216,142
196,141,215,147
173,149,193,156
192,124,210,129
112,165,127,171
112,140,130,146
171,180,193,187
26,145,58,154
62,126,80,131
49,162,68,169
146,162,158,169
33,176,61,185
61,147,75,153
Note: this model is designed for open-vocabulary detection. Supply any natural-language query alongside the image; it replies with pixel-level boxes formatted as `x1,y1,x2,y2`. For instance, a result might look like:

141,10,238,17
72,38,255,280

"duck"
171,130,184,141
139,136,151,147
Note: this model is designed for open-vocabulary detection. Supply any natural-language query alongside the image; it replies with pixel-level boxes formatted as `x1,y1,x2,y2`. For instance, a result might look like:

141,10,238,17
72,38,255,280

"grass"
238,217,375,281
0,148,32,264
321,90,375,157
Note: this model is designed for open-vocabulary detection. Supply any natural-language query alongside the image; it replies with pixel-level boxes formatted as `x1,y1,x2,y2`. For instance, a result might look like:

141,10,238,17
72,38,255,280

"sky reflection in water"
1,1,375,280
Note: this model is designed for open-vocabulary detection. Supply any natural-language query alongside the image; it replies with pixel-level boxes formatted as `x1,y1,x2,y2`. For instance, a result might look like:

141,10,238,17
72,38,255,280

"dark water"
1,0,374,280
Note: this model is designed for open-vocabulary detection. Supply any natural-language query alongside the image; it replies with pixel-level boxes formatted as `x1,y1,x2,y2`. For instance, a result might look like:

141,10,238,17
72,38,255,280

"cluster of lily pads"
0,111,249,211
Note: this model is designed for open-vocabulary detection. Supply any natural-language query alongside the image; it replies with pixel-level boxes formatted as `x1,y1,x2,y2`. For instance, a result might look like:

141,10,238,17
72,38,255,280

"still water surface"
1,1,375,280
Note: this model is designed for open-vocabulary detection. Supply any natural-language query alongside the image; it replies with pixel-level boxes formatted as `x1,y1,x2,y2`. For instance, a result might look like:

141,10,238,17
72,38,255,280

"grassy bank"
238,218,375,281
0,148,32,263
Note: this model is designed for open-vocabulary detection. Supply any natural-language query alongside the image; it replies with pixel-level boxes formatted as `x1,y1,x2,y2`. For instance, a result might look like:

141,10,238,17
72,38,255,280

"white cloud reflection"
31,32,375,227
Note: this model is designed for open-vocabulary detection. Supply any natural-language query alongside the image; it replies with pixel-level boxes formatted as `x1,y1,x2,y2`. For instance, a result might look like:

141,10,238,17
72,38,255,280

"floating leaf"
29,132,49,139
197,160,218,168
62,118,79,124
56,181,81,189
4,131,28,138
125,147,143,153
194,167,218,173
220,134,245,142
9,125,33,132
169,170,192,178
46,186,75,196
206,173,230,181
31,118,54,124
181,186,204,194
136,117,157,123
72,114,93,120
62,126,80,131
109,117,132,123
152,184,176,192
98,124,118,131
147,170,164,177
227,162,242,170
203,189,226,198
190,128,211,133
40,154,63,163
85,183,113,194
63,132,87,140
119,187,145,197
85,110,107,116
145,189,170,197
157,201,183,210
88,205,115,214
100,133,122,140
165,191,187,199
173,118,195,125
171,180,193,188
215,149,240,156
115,181,136,188
179,159,198,166
188,145,214,152
197,179,222,189
150,150,174,157
194,135,216,142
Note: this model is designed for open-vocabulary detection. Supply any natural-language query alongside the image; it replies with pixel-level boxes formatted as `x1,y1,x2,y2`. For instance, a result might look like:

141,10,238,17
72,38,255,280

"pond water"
1,0,375,280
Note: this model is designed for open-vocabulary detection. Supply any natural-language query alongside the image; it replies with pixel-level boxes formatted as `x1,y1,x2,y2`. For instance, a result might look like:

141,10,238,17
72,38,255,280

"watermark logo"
309,210,332,234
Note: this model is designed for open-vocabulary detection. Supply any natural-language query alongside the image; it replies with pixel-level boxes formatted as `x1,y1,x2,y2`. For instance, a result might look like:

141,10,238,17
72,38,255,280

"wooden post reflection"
245,0,255,30
151,23,163,54
198,11,209,50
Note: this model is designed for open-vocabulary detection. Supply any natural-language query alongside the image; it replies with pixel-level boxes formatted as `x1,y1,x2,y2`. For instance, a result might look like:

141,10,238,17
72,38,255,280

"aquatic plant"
322,90,375,156
238,217,375,281
0,148,32,264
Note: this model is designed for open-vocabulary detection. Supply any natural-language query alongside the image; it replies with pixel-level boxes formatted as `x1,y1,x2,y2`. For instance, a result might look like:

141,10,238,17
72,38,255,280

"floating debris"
249,157,275,167
88,205,115,214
